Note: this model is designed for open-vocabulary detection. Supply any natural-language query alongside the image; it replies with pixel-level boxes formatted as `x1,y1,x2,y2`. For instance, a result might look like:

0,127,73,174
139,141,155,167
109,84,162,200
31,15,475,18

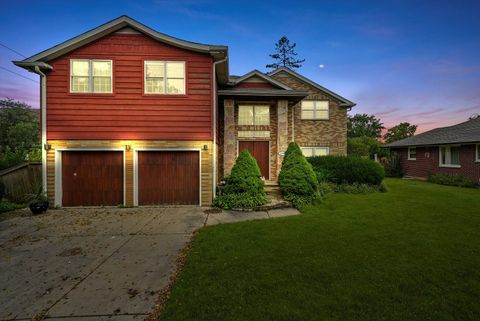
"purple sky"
1,0,479,133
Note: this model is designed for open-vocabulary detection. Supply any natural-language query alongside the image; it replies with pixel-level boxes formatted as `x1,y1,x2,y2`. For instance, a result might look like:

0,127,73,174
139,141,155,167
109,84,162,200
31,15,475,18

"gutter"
34,66,48,194
212,55,228,200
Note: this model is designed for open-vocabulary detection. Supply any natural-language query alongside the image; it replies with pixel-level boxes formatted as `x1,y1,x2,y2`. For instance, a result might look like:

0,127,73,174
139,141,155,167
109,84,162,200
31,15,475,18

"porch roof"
218,88,308,104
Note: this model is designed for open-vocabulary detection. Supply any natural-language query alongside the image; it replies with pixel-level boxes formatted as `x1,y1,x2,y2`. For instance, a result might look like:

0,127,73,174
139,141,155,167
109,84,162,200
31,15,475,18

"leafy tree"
347,136,389,159
383,122,417,144
266,36,305,70
347,114,384,138
0,99,40,170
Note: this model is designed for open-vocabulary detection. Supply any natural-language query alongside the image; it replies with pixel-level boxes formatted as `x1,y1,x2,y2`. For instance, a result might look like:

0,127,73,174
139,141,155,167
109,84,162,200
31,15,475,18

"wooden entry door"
62,151,124,206
238,141,270,179
138,151,200,205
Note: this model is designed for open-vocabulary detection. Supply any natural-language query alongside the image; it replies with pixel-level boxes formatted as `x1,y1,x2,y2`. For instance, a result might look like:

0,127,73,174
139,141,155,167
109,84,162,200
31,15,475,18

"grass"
160,179,480,321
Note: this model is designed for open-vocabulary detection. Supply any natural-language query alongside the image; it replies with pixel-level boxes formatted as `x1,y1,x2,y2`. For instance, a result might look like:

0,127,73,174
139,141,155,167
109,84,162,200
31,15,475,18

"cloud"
375,107,400,117
453,105,480,113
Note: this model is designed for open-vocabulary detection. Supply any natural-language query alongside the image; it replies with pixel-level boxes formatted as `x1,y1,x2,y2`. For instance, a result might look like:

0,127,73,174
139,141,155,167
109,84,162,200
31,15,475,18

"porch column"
223,99,236,177
277,99,289,176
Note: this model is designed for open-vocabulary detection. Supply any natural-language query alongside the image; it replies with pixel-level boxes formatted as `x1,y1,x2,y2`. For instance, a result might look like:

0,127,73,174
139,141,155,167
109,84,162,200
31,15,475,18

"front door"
238,141,270,179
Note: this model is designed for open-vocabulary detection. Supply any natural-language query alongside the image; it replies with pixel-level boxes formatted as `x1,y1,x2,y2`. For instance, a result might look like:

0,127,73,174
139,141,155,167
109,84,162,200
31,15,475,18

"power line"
0,42,27,58
0,66,38,83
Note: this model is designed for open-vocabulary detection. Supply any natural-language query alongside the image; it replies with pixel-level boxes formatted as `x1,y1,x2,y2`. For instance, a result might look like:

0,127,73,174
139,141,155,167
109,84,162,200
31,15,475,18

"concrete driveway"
0,207,208,320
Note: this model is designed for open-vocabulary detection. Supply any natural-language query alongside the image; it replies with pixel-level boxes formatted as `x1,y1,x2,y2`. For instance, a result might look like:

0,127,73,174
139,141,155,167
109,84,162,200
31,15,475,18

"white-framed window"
238,131,270,138
301,100,329,120
70,59,112,93
408,147,416,160
476,144,480,162
238,105,270,126
144,61,185,94
301,147,329,157
439,145,461,167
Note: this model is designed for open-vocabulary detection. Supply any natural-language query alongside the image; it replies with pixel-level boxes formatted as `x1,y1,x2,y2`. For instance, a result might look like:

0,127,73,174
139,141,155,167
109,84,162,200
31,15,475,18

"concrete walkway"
0,206,299,320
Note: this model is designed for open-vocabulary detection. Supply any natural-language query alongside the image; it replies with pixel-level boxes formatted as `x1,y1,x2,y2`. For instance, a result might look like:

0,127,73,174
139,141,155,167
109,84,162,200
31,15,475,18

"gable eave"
232,70,292,90
19,15,228,64
268,67,356,107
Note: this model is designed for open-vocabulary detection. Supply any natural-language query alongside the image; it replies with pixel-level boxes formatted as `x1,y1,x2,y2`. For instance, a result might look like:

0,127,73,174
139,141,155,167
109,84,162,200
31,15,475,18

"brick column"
277,99,289,176
223,99,236,177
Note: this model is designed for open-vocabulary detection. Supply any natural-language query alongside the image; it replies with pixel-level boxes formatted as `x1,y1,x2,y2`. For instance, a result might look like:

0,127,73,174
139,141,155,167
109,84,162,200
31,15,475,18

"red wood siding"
394,145,480,183
45,33,213,140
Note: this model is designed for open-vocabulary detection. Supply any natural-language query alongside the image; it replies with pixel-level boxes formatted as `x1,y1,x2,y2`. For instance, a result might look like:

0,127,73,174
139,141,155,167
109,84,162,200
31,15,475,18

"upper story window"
439,145,460,167
144,61,185,94
408,147,416,160
301,100,329,120
238,105,270,126
301,147,329,157
70,59,112,93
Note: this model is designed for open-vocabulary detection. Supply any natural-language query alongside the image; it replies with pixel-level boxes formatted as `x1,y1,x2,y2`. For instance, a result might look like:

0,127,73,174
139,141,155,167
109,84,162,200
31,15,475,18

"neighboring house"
14,15,355,207
385,116,480,183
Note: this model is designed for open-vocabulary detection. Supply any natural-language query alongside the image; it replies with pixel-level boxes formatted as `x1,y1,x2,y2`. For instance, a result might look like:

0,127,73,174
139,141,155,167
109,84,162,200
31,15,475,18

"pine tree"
266,36,305,70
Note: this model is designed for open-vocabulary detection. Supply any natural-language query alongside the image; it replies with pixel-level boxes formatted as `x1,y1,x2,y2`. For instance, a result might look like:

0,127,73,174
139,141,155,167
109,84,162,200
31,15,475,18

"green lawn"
160,179,480,321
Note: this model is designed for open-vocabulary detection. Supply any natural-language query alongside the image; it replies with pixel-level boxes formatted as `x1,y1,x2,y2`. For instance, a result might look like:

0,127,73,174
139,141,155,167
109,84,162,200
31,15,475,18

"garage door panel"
138,151,199,205
62,151,123,206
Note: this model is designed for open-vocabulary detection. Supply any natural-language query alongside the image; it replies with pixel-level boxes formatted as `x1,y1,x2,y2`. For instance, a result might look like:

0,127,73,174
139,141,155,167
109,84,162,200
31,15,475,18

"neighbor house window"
144,61,185,94
301,147,329,157
408,147,416,160
70,59,112,93
301,100,329,120
238,105,270,126
439,145,461,167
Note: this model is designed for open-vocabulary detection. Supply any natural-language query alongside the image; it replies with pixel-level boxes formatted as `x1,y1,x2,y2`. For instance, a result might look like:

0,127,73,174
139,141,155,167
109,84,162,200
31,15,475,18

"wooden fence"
0,162,42,203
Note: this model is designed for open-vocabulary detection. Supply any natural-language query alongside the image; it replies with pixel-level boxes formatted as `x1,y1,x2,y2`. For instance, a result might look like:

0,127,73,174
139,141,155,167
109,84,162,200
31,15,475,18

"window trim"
476,144,480,162
407,147,416,160
143,60,186,95
439,145,461,168
70,59,113,94
301,146,330,157
237,104,271,126
300,100,330,120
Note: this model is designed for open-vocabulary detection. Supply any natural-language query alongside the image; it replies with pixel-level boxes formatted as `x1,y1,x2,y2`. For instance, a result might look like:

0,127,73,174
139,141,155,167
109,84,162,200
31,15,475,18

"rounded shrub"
278,143,320,208
213,149,267,209
308,155,385,186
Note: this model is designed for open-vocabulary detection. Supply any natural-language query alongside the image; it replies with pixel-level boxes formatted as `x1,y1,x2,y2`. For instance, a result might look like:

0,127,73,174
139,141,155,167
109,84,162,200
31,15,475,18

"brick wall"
271,71,348,155
395,144,480,183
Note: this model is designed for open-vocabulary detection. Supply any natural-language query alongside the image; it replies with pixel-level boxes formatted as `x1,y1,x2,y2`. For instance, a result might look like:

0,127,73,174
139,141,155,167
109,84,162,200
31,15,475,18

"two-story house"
14,16,355,207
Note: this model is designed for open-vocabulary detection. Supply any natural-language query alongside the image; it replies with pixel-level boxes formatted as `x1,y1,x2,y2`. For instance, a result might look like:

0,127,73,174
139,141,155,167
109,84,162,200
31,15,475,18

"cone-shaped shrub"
214,149,267,209
278,142,320,208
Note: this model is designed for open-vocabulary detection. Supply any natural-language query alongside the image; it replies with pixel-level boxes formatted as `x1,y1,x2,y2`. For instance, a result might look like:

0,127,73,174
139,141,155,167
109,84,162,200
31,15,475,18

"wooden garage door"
138,151,200,205
62,151,123,206
238,141,270,179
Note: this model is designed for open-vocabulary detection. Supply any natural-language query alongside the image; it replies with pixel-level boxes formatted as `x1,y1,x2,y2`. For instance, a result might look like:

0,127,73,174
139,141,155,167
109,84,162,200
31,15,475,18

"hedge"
213,149,267,209
308,155,385,186
278,143,320,208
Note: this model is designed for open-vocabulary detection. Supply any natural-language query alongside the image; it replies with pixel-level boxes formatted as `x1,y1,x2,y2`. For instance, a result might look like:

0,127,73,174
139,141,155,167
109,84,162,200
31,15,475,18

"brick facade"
271,71,348,155
394,144,480,183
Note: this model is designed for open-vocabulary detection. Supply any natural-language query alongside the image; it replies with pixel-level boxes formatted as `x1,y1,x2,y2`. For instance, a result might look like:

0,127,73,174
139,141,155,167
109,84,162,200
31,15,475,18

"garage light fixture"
203,144,208,150
44,143,51,150
125,145,131,151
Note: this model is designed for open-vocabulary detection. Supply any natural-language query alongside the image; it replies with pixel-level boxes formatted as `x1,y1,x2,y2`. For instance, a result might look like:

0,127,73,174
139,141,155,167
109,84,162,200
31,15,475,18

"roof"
228,70,292,90
268,67,356,107
13,15,229,82
385,116,480,147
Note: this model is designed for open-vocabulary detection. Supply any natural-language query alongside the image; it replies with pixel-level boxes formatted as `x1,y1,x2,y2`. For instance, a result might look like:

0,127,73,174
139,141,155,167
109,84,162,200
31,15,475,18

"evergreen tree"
266,36,305,70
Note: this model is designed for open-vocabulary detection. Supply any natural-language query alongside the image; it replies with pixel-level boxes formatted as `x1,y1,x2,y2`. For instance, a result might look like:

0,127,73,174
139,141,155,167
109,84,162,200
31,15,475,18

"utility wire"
0,66,38,83
0,42,27,58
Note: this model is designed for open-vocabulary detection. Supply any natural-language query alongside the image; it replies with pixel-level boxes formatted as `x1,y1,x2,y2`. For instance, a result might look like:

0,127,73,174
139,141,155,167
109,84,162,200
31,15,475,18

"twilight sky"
1,0,479,133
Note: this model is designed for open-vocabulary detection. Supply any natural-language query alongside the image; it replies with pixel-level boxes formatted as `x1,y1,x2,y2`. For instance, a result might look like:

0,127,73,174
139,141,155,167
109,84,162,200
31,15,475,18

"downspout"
34,66,47,194
212,56,228,200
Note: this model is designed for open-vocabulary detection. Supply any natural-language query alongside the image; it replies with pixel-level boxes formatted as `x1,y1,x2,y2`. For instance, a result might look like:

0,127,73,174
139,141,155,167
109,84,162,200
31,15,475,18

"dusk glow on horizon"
1,0,479,133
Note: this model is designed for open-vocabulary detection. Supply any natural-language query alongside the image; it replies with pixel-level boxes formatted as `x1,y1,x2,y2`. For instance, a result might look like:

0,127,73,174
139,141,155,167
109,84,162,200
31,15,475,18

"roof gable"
268,67,355,107
230,70,292,90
